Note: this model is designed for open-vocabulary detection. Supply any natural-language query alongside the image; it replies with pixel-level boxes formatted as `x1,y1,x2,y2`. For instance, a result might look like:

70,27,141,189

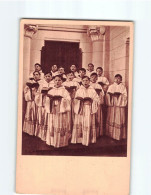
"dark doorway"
41,40,82,73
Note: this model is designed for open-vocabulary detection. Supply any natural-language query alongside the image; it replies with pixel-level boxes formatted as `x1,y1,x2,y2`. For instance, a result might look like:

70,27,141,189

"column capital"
24,24,38,38
87,26,106,41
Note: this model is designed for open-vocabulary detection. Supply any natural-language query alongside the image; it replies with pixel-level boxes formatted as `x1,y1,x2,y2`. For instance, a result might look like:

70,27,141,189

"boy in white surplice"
34,72,54,141
45,75,71,148
90,72,104,137
106,74,127,140
71,76,100,146
86,63,96,77
63,71,80,128
96,67,109,92
70,64,79,78
23,71,42,136
51,64,59,77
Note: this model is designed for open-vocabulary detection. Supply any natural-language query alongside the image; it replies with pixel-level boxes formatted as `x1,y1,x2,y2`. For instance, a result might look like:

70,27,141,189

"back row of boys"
23,63,127,148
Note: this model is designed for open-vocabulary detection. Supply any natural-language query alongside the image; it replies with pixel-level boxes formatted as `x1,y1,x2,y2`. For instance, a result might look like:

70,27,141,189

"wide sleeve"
97,84,104,104
60,89,71,113
44,89,53,114
116,86,127,107
76,82,80,89
73,89,81,114
91,89,100,114
35,84,43,106
24,86,31,101
105,86,114,106
104,77,109,85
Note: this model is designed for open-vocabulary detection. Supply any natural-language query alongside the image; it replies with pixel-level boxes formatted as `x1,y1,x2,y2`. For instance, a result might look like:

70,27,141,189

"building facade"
23,24,130,87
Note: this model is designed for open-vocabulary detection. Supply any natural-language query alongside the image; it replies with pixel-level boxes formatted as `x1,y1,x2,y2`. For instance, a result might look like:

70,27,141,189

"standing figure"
71,76,100,146
86,63,96,77
90,72,104,137
63,71,80,126
96,67,109,92
45,75,71,148
73,68,86,85
96,67,109,133
58,66,67,81
106,74,127,140
23,71,42,136
35,72,54,140
51,64,59,77
29,63,44,80
70,64,79,78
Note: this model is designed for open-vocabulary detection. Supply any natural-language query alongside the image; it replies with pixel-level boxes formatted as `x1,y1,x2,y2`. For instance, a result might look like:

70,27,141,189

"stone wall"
108,26,130,87
23,24,130,88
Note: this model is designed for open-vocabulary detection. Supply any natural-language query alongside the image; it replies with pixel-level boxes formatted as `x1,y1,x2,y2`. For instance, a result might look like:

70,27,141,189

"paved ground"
22,132,127,157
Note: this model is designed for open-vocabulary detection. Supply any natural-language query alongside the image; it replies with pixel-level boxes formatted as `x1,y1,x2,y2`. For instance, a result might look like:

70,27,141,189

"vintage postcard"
16,19,133,195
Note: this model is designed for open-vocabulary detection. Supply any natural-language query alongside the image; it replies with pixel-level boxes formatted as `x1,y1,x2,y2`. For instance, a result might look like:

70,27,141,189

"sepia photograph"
16,19,133,194
21,20,132,157
1,1,151,195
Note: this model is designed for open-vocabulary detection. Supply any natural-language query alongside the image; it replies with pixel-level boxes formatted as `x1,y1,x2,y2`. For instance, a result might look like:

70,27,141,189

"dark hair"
82,76,90,80
34,63,41,67
88,63,94,67
44,71,52,76
115,74,122,80
53,74,64,81
70,64,77,68
79,68,86,73
96,67,103,71
33,71,41,76
58,66,64,69
66,70,75,76
90,72,98,77
52,64,58,67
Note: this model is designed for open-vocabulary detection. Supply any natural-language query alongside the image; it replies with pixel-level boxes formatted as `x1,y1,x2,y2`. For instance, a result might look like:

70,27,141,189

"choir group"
23,63,127,148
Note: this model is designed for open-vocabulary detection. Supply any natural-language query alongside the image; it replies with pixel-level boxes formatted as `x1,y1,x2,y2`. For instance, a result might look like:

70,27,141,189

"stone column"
23,24,38,87
80,41,92,69
30,39,44,72
87,26,105,70
125,37,130,88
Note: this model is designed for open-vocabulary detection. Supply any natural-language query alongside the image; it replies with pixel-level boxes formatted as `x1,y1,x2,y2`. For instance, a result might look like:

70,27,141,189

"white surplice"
34,80,54,140
90,82,104,137
106,82,127,140
45,86,71,148
23,79,42,136
71,85,100,146
29,70,44,80
86,70,96,78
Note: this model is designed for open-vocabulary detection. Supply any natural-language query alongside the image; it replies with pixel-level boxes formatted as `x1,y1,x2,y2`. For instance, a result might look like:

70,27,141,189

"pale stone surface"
23,36,31,87
23,25,130,87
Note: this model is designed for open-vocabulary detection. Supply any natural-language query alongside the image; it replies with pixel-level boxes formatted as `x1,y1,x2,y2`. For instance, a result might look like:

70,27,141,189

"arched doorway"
41,40,82,73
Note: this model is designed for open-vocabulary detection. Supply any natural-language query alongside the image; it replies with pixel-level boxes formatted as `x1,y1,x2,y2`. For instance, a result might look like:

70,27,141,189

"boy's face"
33,72,40,81
82,77,90,88
51,65,58,72
35,65,41,71
45,73,52,83
67,73,74,81
96,69,103,76
88,64,94,72
70,65,76,72
79,70,86,78
54,76,62,87
90,75,97,83
114,76,122,85
58,68,65,74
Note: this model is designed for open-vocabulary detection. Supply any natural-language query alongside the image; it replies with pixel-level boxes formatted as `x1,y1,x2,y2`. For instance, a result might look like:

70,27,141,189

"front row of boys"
23,63,127,148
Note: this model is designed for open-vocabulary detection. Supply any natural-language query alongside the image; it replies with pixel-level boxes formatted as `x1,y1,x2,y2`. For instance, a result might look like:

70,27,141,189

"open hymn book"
16,19,133,195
